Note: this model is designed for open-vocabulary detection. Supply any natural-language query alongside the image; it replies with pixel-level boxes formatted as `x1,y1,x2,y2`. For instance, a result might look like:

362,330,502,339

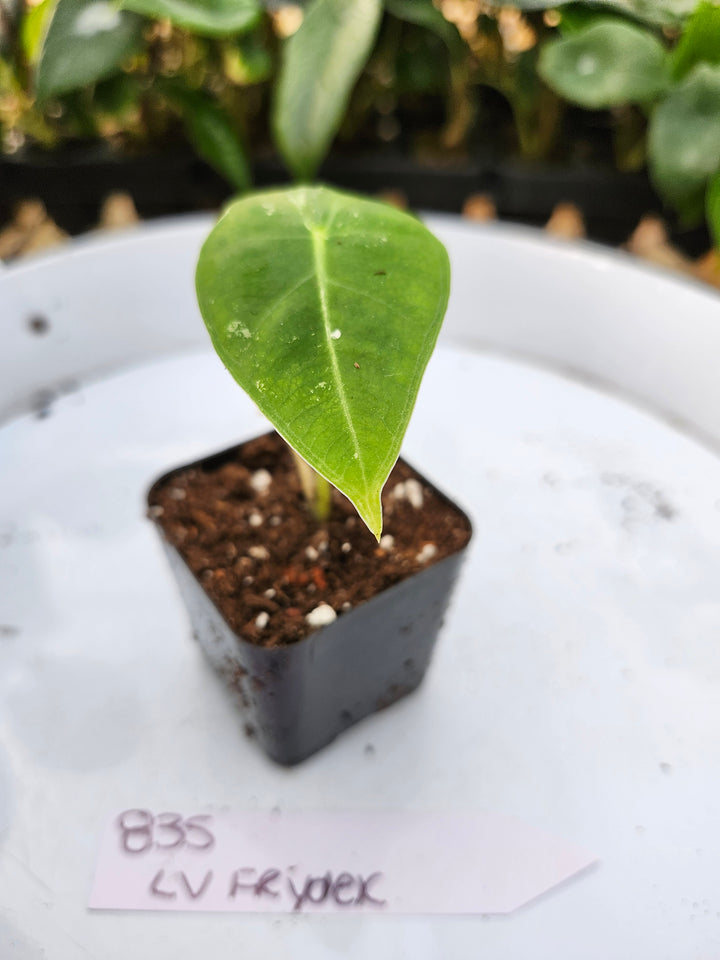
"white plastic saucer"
2,215,720,959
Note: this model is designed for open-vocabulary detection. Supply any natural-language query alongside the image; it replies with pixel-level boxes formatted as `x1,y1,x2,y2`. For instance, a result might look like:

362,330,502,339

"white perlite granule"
305,604,337,628
255,612,270,629
416,543,437,564
250,469,272,493
404,479,424,509
248,545,269,560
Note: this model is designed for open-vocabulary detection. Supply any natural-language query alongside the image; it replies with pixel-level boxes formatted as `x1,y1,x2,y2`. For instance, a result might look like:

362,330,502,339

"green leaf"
35,0,143,101
671,1,720,80
649,64,720,216
117,0,260,38
384,0,465,59
491,0,696,27
273,0,382,181
196,186,450,539
600,0,699,26
222,32,272,85
164,85,251,192
557,6,605,33
538,20,670,108
21,0,56,64
556,4,635,33
708,171,720,249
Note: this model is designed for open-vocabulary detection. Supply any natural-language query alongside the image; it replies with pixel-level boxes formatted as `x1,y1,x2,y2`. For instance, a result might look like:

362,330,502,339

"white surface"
90,810,594,914
1,218,720,958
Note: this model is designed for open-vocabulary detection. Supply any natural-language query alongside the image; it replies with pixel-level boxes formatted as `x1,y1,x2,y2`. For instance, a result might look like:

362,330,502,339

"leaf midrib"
310,225,366,484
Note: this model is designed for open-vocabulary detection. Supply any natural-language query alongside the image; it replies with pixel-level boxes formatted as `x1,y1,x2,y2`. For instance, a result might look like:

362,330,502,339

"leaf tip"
356,493,383,543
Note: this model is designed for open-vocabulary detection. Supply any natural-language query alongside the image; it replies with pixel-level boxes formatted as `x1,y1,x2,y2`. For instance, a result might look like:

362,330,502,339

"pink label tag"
89,809,596,914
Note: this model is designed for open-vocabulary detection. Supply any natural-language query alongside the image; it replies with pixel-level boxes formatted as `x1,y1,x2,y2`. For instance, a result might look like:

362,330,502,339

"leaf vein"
327,277,401,314
253,271,315,329
310,227,366,484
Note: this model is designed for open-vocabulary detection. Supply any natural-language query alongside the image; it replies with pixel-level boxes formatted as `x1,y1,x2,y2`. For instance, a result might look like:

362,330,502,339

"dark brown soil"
149,433,471,648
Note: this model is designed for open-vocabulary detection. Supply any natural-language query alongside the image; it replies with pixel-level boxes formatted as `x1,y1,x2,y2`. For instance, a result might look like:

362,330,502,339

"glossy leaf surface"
649,65,720,216
35,0,143,101
196,187,450,538
671,1,720,80
118,0,260,37
273,0,382,181
539,20,669,108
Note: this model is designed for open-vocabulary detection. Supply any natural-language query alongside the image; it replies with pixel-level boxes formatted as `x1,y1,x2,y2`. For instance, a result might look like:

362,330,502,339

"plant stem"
290,448,332,524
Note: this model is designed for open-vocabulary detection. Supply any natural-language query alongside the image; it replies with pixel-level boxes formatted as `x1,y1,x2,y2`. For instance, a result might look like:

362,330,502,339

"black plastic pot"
148,441,472,766
0,142,231,236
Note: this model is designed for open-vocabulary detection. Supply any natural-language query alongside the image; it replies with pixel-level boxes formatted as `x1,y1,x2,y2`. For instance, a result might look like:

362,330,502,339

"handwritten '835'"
117,810,215,854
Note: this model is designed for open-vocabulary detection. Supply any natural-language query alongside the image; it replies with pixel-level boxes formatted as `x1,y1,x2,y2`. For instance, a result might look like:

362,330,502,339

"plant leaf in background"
196,186,450,538
707,171,720,250
163,85,251,192
118,0,260,38
591,0,697,25
273,0,382,181
222,32,272,86
35,0,143,101
384,0,465,60
649,64,720,221
670,1,720,80
557,6,607,33
494,0,696,27
556,4,638,33
21,0,56,64
538,20,670,108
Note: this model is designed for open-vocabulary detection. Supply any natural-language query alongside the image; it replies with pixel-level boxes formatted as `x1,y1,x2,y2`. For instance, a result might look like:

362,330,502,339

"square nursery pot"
147,432,472,765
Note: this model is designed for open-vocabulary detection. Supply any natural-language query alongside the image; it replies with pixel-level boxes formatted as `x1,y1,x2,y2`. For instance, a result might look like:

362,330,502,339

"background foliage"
1,0,719,240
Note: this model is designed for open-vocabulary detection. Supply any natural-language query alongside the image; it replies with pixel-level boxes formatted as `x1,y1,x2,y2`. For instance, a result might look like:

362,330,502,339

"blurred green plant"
0,0,718,242
273,0,383,180
537,0,720,232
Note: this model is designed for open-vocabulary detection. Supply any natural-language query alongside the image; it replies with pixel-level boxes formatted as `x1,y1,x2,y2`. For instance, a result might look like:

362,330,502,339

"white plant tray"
2,216,720,958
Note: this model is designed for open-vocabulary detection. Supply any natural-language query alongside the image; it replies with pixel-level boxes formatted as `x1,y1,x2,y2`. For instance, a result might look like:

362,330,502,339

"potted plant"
147,183,472,765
